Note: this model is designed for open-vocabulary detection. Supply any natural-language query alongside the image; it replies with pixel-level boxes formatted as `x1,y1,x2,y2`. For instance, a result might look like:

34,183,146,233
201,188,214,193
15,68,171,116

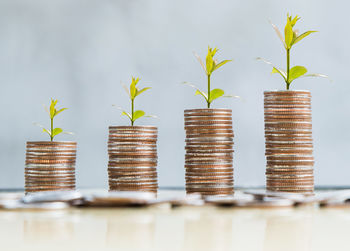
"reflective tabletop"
0,189,349,251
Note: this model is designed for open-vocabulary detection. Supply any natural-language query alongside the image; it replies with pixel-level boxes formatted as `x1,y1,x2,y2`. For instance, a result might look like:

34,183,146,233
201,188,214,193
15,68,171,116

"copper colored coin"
108,169,157,174
108,184,158,188
185,163,233,168
109,125,157,130
185,128,234,133
266,172,313,176
185,124,233,129
185,116,232,122
264,90,311,95
186,177,233,182
266,177,314,182
267,154,314,159
25,187,76,191
185,108,232,113
184,112,232,117
108,163,156,168
186,187,234,193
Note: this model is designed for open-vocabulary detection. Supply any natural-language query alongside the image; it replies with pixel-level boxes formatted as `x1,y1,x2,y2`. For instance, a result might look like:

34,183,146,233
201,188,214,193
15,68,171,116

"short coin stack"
25,141,77,193
264,90,314,194
184,109,234,196
108,126,158,193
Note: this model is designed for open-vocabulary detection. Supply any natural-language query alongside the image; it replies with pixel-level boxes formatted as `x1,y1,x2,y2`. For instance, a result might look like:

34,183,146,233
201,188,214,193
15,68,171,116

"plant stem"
131,98,134,126
50,117,53,141
286,48,290,90
207,74,211,108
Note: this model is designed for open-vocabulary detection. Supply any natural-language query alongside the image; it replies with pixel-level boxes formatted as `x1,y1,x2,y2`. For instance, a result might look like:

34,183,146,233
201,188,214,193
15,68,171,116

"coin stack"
264,90,314,194
25,141,77,193
108,126,158,193
184,109,234,196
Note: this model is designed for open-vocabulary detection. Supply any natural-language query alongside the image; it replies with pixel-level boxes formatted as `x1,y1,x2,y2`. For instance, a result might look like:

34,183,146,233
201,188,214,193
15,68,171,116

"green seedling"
184,46,237,108
258,14,328,90
35,99,71,141
119,76,154,126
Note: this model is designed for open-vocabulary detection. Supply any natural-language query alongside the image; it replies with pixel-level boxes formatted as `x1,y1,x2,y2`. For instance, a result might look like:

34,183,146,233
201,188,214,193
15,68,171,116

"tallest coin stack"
264,90,314,194
184,108,234,196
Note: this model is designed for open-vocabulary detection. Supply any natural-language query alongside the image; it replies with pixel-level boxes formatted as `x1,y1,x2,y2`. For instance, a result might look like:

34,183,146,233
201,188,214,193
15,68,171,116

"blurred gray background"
0,0,346,189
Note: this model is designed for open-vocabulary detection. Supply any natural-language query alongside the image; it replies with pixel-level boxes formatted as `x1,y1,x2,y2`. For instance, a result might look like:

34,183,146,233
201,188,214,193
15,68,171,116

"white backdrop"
0,0,347,188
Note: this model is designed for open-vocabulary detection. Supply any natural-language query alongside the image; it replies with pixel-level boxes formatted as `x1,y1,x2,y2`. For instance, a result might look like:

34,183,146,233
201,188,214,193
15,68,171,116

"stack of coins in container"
184,109,234,196
108,126,158,193
264,90,314,194
25,141,77,193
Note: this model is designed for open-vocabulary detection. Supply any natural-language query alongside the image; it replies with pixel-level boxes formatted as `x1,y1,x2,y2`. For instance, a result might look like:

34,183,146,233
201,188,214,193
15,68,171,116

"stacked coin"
25,141,77,193
264,90,314,194
108,126,158,193
184,109,234,196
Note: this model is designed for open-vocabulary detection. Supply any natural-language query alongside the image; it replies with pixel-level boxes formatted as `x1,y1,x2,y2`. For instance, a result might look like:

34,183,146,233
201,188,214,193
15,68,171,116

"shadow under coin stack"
184,109,234,196
264,90,314,194
108,126,158,193
25,141,77,193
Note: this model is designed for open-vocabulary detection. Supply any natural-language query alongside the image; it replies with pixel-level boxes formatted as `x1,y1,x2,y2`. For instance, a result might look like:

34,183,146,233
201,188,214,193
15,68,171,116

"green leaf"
52,128,63,137
130,82,136,99
290,15,300,27
135,87,151,97
209,89,225,102
257,57,287,81
293,31,317,45
133,110,145,121
55,108,67,116
271,67,288,80
213,60,232,72
121,111,132,120
195,89,208,101
270,21,286,48
42,128,51,137
183,82,208,101
206,49,214,75
134,77,140,85
49,99,57,119
284,17,294,48
289,66,307,82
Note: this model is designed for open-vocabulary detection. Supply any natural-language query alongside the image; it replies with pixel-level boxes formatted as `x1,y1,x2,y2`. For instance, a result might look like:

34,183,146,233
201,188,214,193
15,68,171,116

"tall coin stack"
264,90,314,194
184,109,234,196
108,126,158,193
25,141,77,193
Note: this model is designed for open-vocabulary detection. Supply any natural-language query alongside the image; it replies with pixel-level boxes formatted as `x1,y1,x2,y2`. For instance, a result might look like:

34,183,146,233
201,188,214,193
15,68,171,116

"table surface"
1,189,349,251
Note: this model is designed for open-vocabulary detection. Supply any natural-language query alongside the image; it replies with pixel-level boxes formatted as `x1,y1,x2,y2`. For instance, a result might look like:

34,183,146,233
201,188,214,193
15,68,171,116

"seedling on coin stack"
258,14,327,89
25,99,77,193
107,77,159,193
120,76,152,126
259,14,328,194
184,46,236,108
183,47,236,196
36,99,71,141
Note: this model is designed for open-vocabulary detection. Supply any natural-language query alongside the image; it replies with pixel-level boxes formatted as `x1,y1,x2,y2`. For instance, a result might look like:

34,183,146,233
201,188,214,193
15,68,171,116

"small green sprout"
35,99,71,141
258,14,328,90
185,46,235,108
120,76,153,126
